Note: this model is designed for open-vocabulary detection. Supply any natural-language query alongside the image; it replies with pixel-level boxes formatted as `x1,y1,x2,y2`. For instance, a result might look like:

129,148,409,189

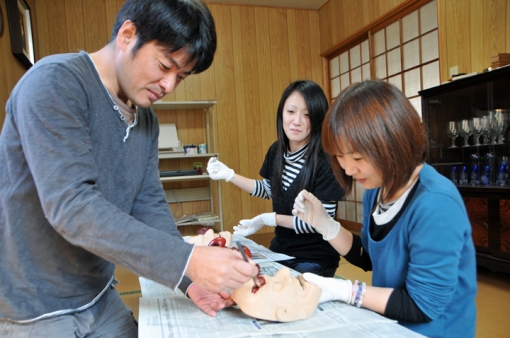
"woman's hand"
302,273,353,304
233,212,276,236
292,189,341,240
207,157,235,182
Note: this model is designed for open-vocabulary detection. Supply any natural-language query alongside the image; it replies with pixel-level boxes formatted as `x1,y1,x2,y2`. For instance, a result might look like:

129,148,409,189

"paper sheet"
138,261,424,338
138,237,424,337
138,295,424,338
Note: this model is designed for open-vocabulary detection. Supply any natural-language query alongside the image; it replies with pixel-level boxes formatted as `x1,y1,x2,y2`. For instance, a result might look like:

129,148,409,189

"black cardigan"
260,142,345,269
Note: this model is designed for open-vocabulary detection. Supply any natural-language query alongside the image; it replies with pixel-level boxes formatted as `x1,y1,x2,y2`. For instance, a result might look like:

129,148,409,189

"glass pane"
386,21,400,50
362,63,371,80
373,29,386,56
346,201,356,222
403,40,420,70
351,67,362,83
331,77,341,98
350,45,361,68
344,191,355,202
356,202,364,223
422,61,440,90
355,181,365,202
421,30,438,63
408,96,422,119
404,68,421,97
388,74,402,91
361,40,370,63
387,47,401,76
337,201,346,219
339,51,349,74
402,10,419,43
330,56,340,78
340,72,350,91
421,0,438,33
375,54,387,79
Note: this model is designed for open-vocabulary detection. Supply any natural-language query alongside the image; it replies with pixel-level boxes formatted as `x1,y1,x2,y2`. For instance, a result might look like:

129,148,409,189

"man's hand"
303,273,353,304
185,246,258,293
207,157,235,182
233,212,276,236
292,189,341,240
187,284,234,316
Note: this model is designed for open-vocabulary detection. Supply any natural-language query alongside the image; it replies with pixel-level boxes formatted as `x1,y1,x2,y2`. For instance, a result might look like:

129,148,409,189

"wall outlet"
449,66,458,77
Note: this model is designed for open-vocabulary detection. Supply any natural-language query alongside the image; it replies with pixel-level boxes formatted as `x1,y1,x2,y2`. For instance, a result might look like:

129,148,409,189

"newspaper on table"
232,234,293,263
181,233,294,263
138,261,424,338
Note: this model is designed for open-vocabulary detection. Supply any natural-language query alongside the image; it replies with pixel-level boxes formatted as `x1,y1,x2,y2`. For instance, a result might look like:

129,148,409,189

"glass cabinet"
420,65,510,273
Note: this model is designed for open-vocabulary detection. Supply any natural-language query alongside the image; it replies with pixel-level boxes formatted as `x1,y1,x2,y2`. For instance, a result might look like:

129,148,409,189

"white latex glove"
303,272,353,304
233,212,276,237
207,157,235,182
292,189,341,240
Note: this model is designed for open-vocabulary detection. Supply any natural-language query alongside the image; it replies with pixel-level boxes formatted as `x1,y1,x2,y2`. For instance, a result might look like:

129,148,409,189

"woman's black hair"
112,0,217,74
273,80,329,193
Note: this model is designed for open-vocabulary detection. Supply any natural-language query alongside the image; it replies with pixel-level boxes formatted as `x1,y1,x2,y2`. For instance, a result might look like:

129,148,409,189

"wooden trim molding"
321,0,432,59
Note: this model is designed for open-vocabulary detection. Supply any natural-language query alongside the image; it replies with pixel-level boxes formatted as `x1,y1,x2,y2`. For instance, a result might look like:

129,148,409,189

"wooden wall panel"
318,0,407,54
83,0,109,52
309,11,323,82
438,0,510,83
65,0,86,53
48,0,68,54
254,7,275,227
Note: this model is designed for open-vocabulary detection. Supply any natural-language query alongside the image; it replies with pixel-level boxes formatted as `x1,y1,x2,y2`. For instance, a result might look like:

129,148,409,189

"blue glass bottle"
459,166,468,185
496,165,507,186
470,165,479,186
480,165,490,186
451,166,458,185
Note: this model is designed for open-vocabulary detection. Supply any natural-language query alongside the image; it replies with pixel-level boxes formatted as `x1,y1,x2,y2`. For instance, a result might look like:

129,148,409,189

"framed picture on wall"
6,0,34,69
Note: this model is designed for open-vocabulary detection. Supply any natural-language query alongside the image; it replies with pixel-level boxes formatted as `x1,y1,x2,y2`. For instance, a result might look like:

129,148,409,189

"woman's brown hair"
322,80,429,203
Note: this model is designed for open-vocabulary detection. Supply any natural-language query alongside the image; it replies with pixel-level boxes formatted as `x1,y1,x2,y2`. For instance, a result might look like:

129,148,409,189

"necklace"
103,88,138,143
86,53,138,143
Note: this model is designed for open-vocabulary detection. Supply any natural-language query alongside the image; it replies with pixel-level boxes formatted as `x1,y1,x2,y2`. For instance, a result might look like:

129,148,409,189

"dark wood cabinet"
420,66,510,273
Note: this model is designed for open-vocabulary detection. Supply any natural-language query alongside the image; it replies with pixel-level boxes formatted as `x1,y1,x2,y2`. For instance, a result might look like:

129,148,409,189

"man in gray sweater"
0,0,258,336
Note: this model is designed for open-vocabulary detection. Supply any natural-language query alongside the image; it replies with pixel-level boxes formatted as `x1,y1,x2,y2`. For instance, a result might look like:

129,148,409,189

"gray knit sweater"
0,52,193,321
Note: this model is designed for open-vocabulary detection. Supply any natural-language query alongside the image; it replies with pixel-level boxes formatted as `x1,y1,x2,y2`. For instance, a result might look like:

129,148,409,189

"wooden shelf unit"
420,66,510,273
152,100,223,233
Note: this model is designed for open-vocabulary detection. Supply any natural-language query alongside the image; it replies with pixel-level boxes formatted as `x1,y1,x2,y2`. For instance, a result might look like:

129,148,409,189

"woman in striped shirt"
207,80,345,277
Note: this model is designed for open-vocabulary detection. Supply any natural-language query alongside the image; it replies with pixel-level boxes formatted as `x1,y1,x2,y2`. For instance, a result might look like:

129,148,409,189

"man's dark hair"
112,0,217,74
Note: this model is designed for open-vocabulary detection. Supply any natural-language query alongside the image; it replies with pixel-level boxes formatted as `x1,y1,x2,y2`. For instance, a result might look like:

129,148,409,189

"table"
137,236,424,337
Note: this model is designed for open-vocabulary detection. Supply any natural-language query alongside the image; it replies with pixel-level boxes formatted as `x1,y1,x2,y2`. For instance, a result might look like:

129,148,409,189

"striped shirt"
252,143,337,234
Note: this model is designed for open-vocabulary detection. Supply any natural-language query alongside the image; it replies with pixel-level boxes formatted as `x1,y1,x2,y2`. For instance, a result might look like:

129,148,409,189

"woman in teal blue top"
292,80,477,338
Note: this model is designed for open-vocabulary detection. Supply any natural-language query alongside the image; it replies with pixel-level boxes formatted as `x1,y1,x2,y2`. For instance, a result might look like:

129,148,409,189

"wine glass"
447,121,459,148
471,117,483,146
480,115,491,145
459,119,472,147
494,110,508,144
488,111,499,145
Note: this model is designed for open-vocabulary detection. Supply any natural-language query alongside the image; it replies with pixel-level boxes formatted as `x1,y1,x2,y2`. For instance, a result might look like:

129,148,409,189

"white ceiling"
206,0,328,10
